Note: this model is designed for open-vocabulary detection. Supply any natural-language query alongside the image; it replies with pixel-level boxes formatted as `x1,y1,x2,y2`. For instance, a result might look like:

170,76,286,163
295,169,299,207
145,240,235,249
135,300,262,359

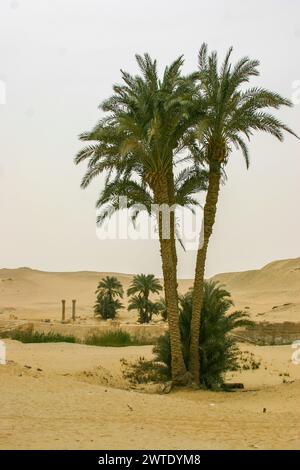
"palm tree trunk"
189,165,221,385
154,177,189,385
167,169,178,271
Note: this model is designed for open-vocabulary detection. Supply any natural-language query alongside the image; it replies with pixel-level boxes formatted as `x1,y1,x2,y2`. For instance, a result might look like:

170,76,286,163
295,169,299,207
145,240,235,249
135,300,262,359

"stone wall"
2,318,300,346
235,322,300,345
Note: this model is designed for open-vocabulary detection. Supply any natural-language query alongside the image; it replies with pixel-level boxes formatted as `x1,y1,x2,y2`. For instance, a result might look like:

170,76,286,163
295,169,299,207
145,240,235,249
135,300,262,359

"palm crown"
191,43,298,167
127,274,162,298
74,53,207,195
96,276,124,300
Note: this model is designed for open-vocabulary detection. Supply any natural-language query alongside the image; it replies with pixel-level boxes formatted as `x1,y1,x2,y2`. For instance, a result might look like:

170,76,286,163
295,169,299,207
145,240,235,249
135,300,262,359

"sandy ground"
1,257,300,323
0,339,299,450
0,257,299,449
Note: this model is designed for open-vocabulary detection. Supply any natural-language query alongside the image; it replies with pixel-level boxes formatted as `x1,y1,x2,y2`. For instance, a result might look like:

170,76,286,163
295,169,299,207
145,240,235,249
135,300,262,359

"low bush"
2,330,76,343
121,357,169,384
85,330,152,347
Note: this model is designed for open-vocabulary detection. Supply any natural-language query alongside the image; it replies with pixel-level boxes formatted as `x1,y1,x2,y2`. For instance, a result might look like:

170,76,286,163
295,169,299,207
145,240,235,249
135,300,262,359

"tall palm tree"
189,44,298,384
75,54,205,384
127,274,162,323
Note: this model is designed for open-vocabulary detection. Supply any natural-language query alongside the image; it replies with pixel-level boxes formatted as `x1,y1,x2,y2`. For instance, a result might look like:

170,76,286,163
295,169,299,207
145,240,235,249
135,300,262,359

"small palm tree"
128,295,161,323
156,297,168,321
154,281,253,389
189,44,298,384
127,274,162,323
94,276,124,320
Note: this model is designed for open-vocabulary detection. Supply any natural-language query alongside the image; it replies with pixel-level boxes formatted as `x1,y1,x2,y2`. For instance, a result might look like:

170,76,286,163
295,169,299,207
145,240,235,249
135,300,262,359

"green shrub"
156,298,168,321
153,281,253,390
2,328,153,348
121,357,169,384
85,330,151,347
238,351,261,370
5,330,77,343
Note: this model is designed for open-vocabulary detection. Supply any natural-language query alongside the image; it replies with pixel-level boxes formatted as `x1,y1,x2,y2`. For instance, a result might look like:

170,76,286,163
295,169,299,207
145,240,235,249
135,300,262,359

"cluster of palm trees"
76,43,297,386
94,274,164,324
127,274,163,323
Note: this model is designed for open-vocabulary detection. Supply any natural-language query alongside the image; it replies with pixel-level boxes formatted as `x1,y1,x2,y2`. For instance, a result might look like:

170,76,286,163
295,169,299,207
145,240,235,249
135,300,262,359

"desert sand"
0,339,299,450
0,258,300,449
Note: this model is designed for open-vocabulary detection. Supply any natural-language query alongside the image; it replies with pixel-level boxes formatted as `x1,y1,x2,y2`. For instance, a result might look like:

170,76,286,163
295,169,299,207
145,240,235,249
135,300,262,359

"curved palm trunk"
189,166,221,385
154,178,189,385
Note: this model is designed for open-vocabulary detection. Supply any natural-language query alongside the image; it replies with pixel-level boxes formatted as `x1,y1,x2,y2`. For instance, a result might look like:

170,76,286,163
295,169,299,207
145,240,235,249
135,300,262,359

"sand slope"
1,257,300,323
212,257,300,322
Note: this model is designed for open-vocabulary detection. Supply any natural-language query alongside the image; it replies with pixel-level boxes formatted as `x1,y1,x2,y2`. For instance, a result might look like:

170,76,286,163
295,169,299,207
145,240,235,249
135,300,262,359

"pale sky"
0,0,299,278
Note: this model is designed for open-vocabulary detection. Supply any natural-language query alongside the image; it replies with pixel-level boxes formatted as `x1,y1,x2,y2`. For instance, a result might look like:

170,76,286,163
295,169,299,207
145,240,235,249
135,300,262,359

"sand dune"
0,267,191,322
212,257,300,322
1,257,300,323
0,268,136,321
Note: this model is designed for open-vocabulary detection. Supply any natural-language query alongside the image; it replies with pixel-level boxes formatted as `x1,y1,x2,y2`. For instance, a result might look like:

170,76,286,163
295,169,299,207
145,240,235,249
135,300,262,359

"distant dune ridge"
0,257,300,323
212,257,300,323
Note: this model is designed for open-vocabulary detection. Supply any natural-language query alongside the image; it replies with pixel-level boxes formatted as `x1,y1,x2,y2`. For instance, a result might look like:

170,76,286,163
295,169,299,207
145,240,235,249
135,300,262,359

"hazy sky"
0,0,299,278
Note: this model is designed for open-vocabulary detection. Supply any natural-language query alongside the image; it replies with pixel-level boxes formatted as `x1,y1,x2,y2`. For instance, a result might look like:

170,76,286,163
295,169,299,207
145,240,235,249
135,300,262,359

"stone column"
61,299,66,322
72,299,76,322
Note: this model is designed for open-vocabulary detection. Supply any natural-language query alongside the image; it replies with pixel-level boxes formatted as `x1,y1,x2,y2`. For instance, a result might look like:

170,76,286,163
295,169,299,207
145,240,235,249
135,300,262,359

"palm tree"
128,294,161,323
94,276,124,320
189,44,298,384
156,297,168,321
127,274,162,323
154,281,253,389
75,54,205,384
